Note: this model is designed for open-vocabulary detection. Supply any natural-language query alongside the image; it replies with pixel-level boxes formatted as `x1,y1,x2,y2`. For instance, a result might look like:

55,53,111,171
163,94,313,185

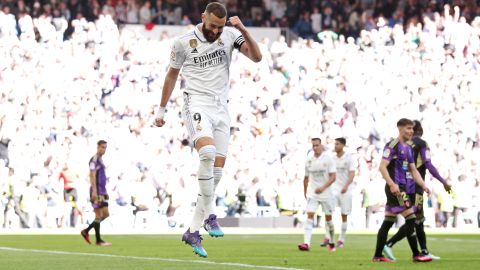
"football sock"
189,145,215,231
190,197,204,232
85,221,95,233
415,221,428,251
374,217,395,257
326,220,335,244
304,218,314,245
339,221,347,242
93,220,101,242
324,219,330,241
407,232,420,256
198,179,214,220
386,214,416,248
213,167,222,191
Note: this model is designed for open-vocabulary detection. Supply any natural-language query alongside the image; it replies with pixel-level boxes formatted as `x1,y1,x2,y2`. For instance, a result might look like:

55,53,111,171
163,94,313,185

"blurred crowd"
1,1,480,40
0,1,479,230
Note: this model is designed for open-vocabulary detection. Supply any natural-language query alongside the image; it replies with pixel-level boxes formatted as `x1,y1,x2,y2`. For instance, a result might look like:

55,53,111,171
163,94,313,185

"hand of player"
423,186,431,196
229,16,246,32
341,186,348,194
315,187,324,194
443,183,452,193
154,117,165,127
389,183,400,196
304,191,307,199
91,191,98,203
154,107,166,127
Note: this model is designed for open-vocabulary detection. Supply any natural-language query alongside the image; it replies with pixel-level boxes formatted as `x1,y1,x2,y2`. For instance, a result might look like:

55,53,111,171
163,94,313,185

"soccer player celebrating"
81,140,111,246
329,137,355,248
372,118,431,262
383,120,451,260
298,138,337,252
154,2,262,258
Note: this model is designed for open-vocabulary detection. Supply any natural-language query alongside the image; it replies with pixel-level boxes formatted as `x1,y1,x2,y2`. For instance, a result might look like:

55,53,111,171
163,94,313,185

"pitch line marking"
0,246,304,270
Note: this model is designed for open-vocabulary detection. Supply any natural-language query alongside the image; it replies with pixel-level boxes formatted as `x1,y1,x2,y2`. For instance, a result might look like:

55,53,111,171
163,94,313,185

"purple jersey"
409,136,445,193
89,155,107,195
382,139,415,192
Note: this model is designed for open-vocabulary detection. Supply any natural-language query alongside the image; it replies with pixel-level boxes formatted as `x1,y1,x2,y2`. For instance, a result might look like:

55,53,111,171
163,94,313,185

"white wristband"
156,107,166,119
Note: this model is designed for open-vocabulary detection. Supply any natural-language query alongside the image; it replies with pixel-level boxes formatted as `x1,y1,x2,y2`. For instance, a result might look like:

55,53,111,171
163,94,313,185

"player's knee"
198,145,216,178
199,145,216,164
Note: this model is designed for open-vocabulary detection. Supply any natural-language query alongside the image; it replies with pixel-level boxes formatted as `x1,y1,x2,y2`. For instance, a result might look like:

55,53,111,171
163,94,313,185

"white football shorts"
334,190,353,215
182,92,230,157
306,197,334,215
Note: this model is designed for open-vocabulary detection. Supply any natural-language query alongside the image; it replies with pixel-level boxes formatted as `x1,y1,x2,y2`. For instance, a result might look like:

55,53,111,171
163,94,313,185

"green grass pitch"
1,233,479,270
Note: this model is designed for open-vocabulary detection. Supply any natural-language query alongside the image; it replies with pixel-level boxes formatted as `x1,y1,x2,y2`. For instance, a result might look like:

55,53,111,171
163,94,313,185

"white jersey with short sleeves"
333,153,355,193
170,24,245,98
305,152,336,201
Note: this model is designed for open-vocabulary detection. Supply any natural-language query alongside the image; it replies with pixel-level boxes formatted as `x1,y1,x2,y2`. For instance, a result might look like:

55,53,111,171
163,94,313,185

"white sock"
340,221,348,242
324,220,330,241
199,178,214,219
326,220,335,244
206,167,222,217
304,219,314,245
213,167,222,191
190,195,204,232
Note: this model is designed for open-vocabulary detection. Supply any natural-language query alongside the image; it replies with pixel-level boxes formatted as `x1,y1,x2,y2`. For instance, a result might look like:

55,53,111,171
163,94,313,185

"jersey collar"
194,24,207,43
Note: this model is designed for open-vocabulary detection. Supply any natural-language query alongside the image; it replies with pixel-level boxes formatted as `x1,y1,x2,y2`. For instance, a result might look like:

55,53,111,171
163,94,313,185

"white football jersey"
305,152,336,201
169,24,245,98
333,153,355,192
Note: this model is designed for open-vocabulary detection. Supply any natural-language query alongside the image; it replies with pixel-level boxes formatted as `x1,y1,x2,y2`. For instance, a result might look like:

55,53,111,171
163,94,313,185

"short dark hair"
335,137,346,145
413,120,423,136
397,118,414,127
205,2,227,18
311,138,321,143
97,140,107,146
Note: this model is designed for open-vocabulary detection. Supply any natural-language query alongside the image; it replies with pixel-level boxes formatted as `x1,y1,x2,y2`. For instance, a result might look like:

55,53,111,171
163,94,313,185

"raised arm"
229,16,262,62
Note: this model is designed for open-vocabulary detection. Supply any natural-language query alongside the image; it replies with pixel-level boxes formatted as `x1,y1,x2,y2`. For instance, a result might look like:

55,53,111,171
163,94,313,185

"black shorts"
91,193,109,209
385,184,412,214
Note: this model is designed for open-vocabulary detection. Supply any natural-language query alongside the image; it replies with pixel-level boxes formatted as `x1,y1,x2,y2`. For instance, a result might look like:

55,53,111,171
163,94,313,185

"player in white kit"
324,137,355,247
154,2,261,258
298,138,337,252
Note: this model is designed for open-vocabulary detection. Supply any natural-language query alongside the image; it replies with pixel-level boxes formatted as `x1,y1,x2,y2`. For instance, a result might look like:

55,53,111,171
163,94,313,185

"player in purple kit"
372,118,431,263
383,120,451,260
81,140,111,246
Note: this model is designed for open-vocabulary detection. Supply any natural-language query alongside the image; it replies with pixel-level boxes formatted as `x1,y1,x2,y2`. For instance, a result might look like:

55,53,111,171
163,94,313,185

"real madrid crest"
217,38,224,46
189,39,198,48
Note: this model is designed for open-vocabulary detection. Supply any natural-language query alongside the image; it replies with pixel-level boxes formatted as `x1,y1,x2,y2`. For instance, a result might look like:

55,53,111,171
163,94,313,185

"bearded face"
202,23,222,42
201,13,226,43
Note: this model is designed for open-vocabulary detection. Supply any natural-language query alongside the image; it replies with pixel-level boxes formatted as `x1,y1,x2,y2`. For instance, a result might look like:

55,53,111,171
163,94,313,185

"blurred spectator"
0,2,478,231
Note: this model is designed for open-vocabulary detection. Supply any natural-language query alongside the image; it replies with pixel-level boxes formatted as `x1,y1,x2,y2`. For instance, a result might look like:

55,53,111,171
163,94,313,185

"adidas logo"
192,48,198,53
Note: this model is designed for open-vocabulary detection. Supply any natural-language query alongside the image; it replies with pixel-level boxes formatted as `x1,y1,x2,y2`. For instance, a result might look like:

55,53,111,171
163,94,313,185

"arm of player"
229,16,262,62
409,163,430,195
342,170,355,194
420,146,451,192
303,176,308,198
89,169,97,202
154,67,180,127
379,159,400,196
316,172,336,194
